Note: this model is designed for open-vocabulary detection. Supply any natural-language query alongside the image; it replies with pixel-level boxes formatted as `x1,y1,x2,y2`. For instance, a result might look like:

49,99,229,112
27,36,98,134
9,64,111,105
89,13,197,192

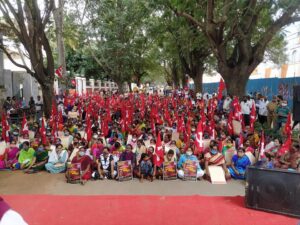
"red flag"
55,66,63,78
195,120,204,153
250,103,256,132
278,135,292,156
239,133,244,148
227,111,234,136
1,114,9,143
58,110,63,125
217,78,225,101
40,119,47,145
86,116,92,143
177,116,185,133
184,119,191,143
259,130,265,158
284,113,292,136
21,113,29,137
153,132,164,166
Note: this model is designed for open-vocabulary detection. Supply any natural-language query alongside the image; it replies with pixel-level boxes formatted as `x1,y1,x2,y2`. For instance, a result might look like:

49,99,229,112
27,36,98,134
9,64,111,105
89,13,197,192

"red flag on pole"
259,130,265,159
86,116,92,143
278,135,292,156
40,119,47,145
250,103,256,132
21,113,29,137
217,78,225,101
195,120,204,153
55,66,63,78
239,133,244,148
153,132,164,166
284,113,292,136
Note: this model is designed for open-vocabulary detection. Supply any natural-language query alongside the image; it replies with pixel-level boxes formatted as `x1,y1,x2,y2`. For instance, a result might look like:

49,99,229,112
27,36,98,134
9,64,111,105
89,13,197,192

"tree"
53,0,66,78
173,0,300,96
0,0,55,118
81,0,156,92
149,3,213,92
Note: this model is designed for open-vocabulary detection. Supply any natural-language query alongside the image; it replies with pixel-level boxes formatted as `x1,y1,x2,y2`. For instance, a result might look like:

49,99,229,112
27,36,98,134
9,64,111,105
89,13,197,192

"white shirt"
223,98,232,111
35,99,43,111
241,101,251,115
256,100,269,116
0,210,28,225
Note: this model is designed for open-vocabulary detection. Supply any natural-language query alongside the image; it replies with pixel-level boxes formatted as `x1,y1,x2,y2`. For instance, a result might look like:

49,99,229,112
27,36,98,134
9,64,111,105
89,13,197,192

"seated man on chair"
177,147,204,180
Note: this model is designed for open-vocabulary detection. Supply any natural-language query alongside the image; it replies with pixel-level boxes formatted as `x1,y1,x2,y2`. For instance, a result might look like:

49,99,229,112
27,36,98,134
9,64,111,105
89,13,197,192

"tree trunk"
190,68,204,93
41,82,54,119
53,0,66,78
221,72,249,97
218,63,251,97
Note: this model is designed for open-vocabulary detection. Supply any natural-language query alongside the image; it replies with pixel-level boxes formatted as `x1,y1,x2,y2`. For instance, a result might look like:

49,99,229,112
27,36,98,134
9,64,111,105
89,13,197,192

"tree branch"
0,44,34,75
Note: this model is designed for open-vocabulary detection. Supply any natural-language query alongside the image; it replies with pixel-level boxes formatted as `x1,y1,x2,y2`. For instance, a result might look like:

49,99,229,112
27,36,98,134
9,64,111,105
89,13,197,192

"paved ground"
0,171,245,196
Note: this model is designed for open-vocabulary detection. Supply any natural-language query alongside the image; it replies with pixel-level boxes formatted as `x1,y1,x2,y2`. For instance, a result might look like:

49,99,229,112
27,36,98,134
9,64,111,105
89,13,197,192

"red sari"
71,155,92,180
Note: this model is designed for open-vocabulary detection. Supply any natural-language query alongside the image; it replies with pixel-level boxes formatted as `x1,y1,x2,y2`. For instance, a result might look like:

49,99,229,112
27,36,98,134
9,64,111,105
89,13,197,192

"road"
0,171,245,196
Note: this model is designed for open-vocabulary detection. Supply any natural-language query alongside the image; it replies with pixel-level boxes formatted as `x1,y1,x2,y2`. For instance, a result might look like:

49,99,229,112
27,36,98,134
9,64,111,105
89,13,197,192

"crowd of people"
0,89,299,184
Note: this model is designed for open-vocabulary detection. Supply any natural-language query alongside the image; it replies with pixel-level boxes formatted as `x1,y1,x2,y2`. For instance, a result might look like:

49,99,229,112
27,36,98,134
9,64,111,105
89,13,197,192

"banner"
67,163,81,183
163,162,177,180
117,160,133,181
183,160,197,181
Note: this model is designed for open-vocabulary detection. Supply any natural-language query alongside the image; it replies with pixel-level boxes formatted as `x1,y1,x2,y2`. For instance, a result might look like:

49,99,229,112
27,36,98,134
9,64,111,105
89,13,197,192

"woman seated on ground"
97,147,116,179
177,147,204,180
204,143,231,180
0,140,19,169
25,143,49,173
17,141,35,170
137,153,153,182
45,144,69,174
274,145,300,170
70,146,92,182
228,147,251,180
264,138,282,159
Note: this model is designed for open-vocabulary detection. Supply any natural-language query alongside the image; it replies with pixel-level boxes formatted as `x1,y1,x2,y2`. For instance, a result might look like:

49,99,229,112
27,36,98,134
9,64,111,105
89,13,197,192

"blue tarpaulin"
198,77,300,107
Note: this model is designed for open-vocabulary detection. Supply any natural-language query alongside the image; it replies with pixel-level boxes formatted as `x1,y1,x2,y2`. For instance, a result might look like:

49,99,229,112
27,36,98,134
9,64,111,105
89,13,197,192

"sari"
45,149,68,174
0,147,19,169
204,152,225,166
71,155,92,180
228,155,251,179
18,148,35,166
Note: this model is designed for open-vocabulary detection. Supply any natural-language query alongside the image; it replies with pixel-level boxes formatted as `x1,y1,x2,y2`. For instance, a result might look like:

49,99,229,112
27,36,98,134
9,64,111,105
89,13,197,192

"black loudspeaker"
293,85,300,124
245,166,300,218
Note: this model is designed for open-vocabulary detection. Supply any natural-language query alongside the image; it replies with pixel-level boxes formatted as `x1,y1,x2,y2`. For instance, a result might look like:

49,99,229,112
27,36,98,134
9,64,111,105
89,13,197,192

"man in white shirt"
240,97,251,126
35,95,43,122
256,96,269,125
223,96,232,113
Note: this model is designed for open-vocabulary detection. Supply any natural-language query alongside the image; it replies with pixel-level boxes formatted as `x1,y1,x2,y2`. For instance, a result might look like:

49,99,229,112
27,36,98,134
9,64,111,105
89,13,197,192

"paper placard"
61,136,70,149
171,132,179,141
163,162,177,180
245,152,256,165
117,160,133,181
144,140,151,148
68,111,79,119
208,165,227,184
203,139,211,149
225,149,236,166
29,131,35,139
233,120,242,135
183,160,197,181
19,138,30,144
0,142,7,155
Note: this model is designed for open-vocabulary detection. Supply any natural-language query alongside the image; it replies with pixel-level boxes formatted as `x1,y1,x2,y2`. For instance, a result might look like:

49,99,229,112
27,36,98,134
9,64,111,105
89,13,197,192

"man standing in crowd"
275,99,290,130
267,96,278,129
35,95,43,122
